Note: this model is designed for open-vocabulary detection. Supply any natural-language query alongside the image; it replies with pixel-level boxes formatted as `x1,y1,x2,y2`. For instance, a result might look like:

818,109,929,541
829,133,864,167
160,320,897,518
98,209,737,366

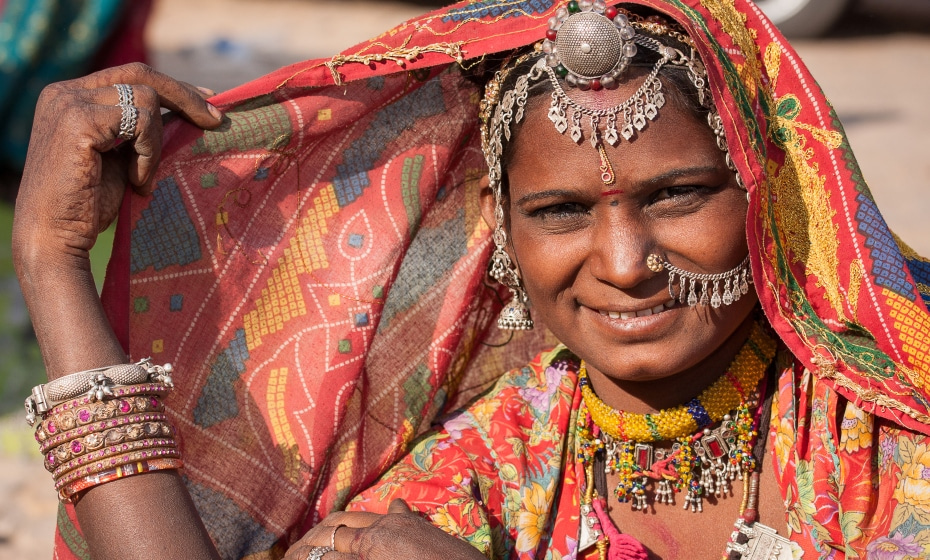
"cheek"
660,195,748,264
507,219,587,302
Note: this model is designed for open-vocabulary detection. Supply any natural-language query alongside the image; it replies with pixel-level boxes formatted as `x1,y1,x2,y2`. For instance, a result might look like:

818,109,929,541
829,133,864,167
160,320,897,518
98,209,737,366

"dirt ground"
2,1,929,558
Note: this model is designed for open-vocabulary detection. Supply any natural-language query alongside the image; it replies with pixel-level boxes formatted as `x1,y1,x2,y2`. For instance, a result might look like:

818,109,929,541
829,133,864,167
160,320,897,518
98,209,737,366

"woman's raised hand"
13,62,223,262
12,63,226,384
286,500,487,560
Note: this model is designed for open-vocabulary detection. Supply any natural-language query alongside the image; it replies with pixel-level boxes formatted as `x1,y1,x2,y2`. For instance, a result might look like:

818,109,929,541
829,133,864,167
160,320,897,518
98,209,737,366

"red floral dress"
350,346,930,559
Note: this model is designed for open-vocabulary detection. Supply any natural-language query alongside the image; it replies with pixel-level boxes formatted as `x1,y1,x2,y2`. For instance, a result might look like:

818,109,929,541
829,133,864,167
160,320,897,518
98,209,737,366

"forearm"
14,239,220,560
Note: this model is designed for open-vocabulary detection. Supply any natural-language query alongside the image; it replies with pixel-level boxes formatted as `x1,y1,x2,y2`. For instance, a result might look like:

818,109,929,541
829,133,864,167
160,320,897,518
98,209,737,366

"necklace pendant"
656,478,674,505
579,503,602,551
715,461,731,496
683,485,703,513
726,519,796,560
632,487,648,511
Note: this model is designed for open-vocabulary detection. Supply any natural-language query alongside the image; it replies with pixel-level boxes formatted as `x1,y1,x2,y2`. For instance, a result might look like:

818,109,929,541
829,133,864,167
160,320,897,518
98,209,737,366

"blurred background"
0,0,928,557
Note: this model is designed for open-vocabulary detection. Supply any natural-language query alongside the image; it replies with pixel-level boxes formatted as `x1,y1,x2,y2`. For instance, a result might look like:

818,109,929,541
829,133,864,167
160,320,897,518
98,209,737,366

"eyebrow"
641,165,723,187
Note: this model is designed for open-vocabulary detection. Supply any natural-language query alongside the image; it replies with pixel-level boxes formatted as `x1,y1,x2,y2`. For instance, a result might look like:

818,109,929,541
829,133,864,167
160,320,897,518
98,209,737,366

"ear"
479,174,497,232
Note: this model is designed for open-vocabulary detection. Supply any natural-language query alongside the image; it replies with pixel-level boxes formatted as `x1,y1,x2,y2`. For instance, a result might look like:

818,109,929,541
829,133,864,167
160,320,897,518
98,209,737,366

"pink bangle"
34,383,170,445
51,435,177,479
39,412,169,455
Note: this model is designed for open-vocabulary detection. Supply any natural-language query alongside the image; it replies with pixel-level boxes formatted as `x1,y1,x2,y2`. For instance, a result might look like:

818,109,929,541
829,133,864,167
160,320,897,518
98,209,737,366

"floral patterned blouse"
348,346,930,559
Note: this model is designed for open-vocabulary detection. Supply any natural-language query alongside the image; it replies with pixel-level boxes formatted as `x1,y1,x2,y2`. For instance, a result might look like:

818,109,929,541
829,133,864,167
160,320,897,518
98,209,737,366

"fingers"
71,62,223,130
387,498,412,514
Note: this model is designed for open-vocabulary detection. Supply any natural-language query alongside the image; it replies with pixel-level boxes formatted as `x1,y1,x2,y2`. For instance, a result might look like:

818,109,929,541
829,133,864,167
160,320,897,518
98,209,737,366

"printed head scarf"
52,1,930,558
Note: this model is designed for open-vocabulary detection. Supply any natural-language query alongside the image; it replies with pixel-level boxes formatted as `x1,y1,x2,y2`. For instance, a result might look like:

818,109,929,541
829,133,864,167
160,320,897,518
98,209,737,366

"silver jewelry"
542,4,700,152
489,246,534,331
330,524,345,550
114,83,134,107
306,546,333,560
118,103,139,140
24,358,174,426
726,519,795,560
647,253,752,308
601,410,743,511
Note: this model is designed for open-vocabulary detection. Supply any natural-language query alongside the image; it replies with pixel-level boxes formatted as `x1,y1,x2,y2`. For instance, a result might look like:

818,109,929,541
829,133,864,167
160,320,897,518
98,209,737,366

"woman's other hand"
287,499,486,560
13,62,223,264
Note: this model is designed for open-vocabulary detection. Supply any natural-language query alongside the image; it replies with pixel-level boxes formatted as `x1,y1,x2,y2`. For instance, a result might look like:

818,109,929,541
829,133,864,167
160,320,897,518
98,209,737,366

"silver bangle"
24,358,174,426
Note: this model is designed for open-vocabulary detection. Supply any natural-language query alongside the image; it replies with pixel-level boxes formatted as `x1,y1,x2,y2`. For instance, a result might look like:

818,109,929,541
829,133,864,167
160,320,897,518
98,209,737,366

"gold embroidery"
769,130,846,319
764,42,781,90
811,357,930,424
702,1,848,319
325,36,465,85
848,259,862,320
700,0,760,102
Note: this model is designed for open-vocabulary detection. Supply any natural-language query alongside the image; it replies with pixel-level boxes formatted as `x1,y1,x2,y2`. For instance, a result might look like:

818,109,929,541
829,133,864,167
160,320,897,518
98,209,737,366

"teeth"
599,301,675,319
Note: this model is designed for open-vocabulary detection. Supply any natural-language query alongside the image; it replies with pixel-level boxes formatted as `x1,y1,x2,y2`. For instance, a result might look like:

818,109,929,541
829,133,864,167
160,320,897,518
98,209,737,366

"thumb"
387,498,412,515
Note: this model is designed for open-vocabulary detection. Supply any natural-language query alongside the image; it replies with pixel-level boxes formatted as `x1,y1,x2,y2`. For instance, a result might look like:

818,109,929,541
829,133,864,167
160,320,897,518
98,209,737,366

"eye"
650,185,705,204
528,202,589,220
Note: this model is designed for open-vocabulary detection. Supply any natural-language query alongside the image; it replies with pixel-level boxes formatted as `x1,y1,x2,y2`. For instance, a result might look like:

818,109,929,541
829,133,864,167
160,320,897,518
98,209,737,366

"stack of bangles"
24,358,181,503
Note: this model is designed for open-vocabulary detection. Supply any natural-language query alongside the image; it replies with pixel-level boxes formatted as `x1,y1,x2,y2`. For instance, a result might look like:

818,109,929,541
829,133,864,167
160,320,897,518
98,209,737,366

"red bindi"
601,189,624,196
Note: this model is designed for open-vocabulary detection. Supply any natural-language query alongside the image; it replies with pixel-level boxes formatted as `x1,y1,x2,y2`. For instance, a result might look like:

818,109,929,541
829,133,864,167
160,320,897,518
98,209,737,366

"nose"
586,213,656,290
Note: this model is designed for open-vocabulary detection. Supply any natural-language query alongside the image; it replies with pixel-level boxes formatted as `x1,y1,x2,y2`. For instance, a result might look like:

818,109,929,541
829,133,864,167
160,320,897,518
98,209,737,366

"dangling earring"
646,254,752,308
489,240,534,331
487,185,534,330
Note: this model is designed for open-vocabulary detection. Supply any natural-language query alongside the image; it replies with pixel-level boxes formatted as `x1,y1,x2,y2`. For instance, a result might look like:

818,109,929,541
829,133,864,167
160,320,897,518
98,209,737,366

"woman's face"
482,78,756,383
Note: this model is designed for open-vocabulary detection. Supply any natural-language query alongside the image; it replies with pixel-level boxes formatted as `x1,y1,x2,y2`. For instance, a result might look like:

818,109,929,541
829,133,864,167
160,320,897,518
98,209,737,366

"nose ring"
646,254,665,273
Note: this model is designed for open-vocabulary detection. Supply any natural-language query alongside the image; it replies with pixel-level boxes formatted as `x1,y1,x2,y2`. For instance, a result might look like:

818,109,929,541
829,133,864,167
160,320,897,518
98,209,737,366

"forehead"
505,78,720,192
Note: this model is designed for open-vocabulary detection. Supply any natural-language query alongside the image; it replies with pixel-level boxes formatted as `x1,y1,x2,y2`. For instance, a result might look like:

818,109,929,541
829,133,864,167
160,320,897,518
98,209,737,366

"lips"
597,299,675,320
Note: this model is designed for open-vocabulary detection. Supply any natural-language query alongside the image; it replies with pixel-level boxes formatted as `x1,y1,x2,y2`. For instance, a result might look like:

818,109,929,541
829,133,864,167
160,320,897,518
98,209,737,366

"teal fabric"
0,0,126,168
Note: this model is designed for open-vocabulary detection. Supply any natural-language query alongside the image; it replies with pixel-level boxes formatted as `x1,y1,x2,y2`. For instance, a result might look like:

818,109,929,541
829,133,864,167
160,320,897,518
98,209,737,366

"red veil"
52,0,930,557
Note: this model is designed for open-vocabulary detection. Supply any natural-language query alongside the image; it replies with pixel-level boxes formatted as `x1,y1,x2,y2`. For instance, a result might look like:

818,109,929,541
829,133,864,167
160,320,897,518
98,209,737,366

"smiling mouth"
597,299,676,320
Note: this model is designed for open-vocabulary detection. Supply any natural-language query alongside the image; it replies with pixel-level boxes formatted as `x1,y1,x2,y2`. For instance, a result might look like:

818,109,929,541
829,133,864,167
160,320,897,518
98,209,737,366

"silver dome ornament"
543,2,639,87
539,1,691,173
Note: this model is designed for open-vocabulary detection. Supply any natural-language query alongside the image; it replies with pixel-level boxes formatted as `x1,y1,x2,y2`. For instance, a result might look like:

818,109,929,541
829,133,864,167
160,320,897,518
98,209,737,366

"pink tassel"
592,498,650,560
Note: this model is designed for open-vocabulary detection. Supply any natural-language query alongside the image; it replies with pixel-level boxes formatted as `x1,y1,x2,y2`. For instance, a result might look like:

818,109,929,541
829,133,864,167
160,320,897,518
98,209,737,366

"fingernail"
207,102,223,120
197,86,216,96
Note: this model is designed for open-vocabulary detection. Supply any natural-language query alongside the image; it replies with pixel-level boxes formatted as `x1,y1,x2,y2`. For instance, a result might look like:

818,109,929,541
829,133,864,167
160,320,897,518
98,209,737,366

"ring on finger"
113,83,134,107
117,104,139,140
306,545,333,560
330,525,342,550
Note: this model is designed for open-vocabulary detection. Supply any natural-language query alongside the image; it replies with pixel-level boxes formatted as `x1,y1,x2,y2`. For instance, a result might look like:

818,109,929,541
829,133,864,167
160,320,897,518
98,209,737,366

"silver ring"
114,83,134,107
306,546,333,560
118,104,139,140
330,524,345,550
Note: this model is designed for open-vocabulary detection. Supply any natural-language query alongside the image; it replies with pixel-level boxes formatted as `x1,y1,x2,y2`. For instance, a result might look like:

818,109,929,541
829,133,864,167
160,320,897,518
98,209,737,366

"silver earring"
490,245,534,331
647,254,752,308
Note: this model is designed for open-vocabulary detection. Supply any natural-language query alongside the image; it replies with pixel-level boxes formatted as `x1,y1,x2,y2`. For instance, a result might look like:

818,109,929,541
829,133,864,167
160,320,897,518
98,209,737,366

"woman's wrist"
13,235,125,379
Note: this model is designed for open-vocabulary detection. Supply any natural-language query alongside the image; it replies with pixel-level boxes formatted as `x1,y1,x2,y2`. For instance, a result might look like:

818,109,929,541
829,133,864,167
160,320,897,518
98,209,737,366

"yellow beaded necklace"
579,321,776,442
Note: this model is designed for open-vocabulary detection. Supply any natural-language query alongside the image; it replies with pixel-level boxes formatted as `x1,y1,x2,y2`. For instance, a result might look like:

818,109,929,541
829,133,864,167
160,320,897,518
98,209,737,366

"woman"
14,0,930,559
